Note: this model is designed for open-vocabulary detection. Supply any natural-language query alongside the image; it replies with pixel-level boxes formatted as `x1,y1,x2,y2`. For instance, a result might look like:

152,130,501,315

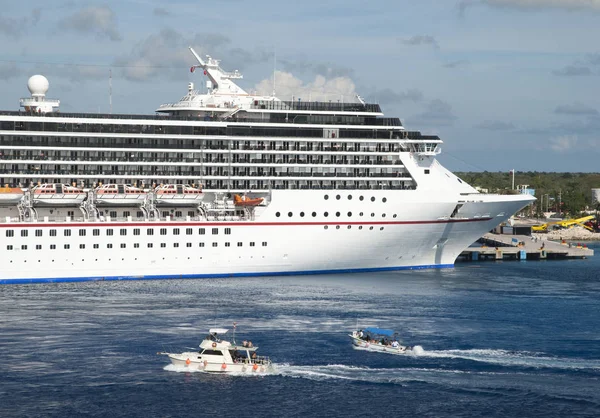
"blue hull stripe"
0,264,454,285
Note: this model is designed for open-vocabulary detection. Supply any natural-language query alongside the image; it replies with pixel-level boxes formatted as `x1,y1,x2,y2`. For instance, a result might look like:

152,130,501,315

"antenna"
272,48,276,97
109,69,112,114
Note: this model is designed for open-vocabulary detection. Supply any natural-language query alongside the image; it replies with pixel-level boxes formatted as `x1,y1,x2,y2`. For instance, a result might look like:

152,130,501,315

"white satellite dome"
27,75,49,96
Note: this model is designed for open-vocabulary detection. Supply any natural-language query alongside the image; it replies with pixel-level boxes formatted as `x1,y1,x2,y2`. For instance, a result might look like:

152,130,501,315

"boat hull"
350,335,411,354
168,354,272,374
0,190,534,284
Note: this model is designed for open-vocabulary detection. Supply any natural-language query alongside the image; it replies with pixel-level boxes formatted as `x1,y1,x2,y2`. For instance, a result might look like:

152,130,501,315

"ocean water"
1,244,599,418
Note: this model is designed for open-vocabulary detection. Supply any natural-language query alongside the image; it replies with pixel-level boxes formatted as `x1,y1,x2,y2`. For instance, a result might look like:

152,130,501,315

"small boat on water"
233,194,264,207
155,184,204,206
0,186,24,205
350,327,416,355
32,183,86,206
160,327,274,374
95,184,146,206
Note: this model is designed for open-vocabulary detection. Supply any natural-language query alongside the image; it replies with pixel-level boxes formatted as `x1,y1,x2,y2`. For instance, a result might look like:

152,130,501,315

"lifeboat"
0,186,24,206
32,183,86,206
155,184,204,206
233,194,264,207
95,184,147,206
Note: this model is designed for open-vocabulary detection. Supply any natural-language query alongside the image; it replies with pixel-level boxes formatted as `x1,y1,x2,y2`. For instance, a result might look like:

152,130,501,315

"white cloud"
58,6,122,41
549,135,578,152
254,71,357,102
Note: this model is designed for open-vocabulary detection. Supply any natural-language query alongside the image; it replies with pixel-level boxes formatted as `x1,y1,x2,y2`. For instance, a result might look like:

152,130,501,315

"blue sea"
1,244,599,418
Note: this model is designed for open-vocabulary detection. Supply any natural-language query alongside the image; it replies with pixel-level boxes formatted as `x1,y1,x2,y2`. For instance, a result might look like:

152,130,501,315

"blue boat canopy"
363,327,395,337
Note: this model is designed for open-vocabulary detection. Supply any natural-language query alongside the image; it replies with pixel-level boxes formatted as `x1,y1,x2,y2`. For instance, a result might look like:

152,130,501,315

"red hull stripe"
0,218,493,228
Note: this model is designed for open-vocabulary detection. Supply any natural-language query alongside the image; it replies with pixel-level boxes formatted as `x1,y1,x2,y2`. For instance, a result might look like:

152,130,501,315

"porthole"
324,195,329,200
336,225,340,230
360,212,364,216
371,213,375,217
371,197,376,202
359,226,363,230
382,197,387,203
380,227,384,231
359,196,364,201
324,225,328,230
348,212,352,217
347,225,351,229
276,212,281,217
348,195,352,200
312,212,317,217
324,212,329,217
336,195,341,200
382,214,386,218
288,212,293,217
393,214,397,218
300,212,305,217
336,212,340,217
369,226,374,230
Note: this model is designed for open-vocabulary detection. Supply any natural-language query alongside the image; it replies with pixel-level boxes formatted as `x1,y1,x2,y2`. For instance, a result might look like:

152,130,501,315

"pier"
458,233,594,262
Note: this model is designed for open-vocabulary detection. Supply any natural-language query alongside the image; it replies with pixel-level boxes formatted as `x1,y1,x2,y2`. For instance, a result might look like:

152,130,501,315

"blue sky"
1,0,599,172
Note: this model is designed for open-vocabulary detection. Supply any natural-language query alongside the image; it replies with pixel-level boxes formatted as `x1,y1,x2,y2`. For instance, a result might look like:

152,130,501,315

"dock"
458,233,594,262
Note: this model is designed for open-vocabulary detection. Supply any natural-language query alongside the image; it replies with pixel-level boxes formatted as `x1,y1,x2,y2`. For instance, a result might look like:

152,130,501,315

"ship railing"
250,101,382,113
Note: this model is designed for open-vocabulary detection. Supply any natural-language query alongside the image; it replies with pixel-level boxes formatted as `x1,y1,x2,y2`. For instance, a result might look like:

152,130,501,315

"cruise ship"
0,48,534,284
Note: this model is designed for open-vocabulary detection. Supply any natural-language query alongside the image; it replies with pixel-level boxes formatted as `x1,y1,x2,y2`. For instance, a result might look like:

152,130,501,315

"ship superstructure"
0,48,534,284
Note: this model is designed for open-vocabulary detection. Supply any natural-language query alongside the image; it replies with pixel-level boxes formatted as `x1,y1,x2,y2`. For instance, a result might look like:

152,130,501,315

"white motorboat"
95,184,147,206
160,327,274,374
155,184,204,206
350,328,415,355
32,183,86,206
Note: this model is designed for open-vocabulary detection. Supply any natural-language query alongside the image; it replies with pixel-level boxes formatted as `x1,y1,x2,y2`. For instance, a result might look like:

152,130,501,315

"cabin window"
7,245,13,250
237,242,242,247
424,169,430,174
212,242,218,247
186,243,192,248
262,242,267,247
35,230,42,237
199,228,205,235
64,230,71,237
225,228,231,235
123,211,130,218
110,211,117,218
20,244,27,250
5,230,13,237
107,244,113,249
147,228,154,235
250,242,255,247
120,229,127,236
200,350,222,356
212,228,218,235
107,229,113,236
93,244,99,249
186,228,193,235
79,229,86,236
120,244,126,248
64,244,70,249
80,244,85,249
93,229,100,236
173,228,180,235
161,243,166,248
199,243,205,247
134,229,140,236
173,243,179,248
160,228,167,235
148,243,153,248
21,230,28,237
50,244,56,250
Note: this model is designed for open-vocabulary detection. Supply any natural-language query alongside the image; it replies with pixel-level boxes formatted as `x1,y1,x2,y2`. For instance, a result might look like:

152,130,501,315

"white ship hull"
0,190,533,284
168,354,272,374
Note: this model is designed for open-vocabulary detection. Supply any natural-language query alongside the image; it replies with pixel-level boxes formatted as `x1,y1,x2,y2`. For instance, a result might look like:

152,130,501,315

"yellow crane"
532,215,596,232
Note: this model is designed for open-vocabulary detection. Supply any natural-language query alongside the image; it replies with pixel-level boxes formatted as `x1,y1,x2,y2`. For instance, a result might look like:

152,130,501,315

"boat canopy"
363,327,395,337
209,328,229,334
